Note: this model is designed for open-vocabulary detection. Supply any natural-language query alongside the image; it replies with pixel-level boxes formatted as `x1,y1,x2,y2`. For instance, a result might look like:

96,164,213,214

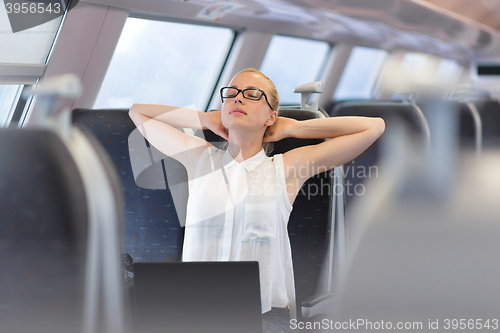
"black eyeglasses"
220,87,273,110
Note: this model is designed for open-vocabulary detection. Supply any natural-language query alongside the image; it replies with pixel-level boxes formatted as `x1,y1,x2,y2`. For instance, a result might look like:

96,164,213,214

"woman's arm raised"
129,104,228,173
265,116,385,203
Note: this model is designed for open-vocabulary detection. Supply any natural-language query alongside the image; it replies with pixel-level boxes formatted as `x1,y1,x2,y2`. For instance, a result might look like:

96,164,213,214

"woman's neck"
227,130,264,162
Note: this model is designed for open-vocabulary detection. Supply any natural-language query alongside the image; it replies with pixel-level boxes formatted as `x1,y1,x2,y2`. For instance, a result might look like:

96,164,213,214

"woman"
129,68,385,332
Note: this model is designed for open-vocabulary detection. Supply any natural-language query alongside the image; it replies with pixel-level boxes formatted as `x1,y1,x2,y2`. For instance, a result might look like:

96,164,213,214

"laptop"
132,261,263,333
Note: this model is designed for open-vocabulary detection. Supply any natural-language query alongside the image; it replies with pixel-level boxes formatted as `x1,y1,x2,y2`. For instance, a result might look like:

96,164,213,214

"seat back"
331,101,428,134
416,100,482,156
273,109,332,321
457,102,480,148
338,143,500,323
72,109,187,262
473,100,500,147
332,101,429,206
0,128,87,333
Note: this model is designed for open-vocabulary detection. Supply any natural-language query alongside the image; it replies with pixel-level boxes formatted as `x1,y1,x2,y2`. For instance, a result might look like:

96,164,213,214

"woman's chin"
224,122,252,133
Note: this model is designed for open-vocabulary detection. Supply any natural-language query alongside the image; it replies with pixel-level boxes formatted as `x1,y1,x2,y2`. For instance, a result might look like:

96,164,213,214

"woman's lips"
230,108,247,115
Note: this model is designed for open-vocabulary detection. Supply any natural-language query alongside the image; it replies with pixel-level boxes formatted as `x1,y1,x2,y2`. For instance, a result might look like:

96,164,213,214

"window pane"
260,36,330,105
334,46,388,101
435,58,461,84
0,85,23,127
0,6,62,64
399,53,430,79
94,18,234,110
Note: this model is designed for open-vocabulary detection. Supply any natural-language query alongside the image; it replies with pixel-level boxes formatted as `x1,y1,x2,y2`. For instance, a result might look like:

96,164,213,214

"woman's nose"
233,95,244,104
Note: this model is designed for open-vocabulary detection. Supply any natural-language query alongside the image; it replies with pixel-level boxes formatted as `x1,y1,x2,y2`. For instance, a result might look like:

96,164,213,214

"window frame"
203,30,239,112
8,85,35,128
259,34,334,107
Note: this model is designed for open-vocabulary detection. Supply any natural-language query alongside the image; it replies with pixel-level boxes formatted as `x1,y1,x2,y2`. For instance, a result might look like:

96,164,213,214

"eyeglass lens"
222,88,262,100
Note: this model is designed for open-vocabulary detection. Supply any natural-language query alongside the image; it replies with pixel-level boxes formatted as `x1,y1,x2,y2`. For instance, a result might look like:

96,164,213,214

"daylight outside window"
260,35,330,105
0,4,64,127
0,8,63,64
435,58,461,85
334,46,388,101
94,18,234,110
399,53,431,82
0,85,23,127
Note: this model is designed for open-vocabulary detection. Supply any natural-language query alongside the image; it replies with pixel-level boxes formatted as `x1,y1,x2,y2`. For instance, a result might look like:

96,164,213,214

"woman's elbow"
129,103,141,115
129,103,147,120
129,104,145,125
373,117,385,138
129,104,137,115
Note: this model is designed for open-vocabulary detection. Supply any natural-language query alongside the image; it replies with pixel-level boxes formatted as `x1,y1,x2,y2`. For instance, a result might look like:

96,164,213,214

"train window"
0,17,63,65
334,46,388,101
399,52,430,79
435,58,461,84
94,18,234,110
260,35,330,105
1,6,64,127
0,85,23,127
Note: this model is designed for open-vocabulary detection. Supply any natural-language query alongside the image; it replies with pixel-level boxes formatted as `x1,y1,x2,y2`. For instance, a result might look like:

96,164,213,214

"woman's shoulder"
270,153,284,164
268,153,286,175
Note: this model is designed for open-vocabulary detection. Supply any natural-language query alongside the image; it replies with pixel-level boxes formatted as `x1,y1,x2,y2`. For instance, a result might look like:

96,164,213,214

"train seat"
0,122,127,333
337,133,500,324
457,102,482,149
0,128,87,333
297,101,433,318
331,100,429,206
417,99,483,155
72,109,187,262
472,100,500,147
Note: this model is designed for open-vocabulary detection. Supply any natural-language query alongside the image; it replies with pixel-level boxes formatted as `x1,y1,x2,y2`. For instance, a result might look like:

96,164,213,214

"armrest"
301,292,337,319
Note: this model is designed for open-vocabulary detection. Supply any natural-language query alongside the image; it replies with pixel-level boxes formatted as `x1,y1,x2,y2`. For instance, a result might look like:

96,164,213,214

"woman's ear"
265,111,277,126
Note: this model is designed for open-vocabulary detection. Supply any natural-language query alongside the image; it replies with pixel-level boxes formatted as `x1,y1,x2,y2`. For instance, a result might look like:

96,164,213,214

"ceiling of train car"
84,0,500,60
421,0,500,32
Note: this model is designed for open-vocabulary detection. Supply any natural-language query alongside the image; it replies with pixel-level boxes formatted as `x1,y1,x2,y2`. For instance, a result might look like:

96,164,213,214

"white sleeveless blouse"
182,146,296,318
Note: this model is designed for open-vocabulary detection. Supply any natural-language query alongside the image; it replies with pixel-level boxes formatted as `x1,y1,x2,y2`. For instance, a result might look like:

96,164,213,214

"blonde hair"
236,68,280,111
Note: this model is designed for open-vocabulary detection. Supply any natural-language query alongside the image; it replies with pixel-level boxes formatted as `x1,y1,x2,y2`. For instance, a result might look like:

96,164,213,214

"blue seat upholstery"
72,109,186,262
276,109,332,322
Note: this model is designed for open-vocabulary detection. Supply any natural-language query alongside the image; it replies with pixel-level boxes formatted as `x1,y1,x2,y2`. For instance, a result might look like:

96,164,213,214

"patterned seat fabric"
72,109,186,262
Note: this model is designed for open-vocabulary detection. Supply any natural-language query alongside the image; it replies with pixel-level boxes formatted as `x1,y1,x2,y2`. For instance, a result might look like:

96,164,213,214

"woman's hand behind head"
203,111,229,141
263,116,297,142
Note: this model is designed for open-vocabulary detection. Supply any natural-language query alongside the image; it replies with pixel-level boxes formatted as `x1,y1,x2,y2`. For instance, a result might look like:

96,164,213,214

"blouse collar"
222,148,267,172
